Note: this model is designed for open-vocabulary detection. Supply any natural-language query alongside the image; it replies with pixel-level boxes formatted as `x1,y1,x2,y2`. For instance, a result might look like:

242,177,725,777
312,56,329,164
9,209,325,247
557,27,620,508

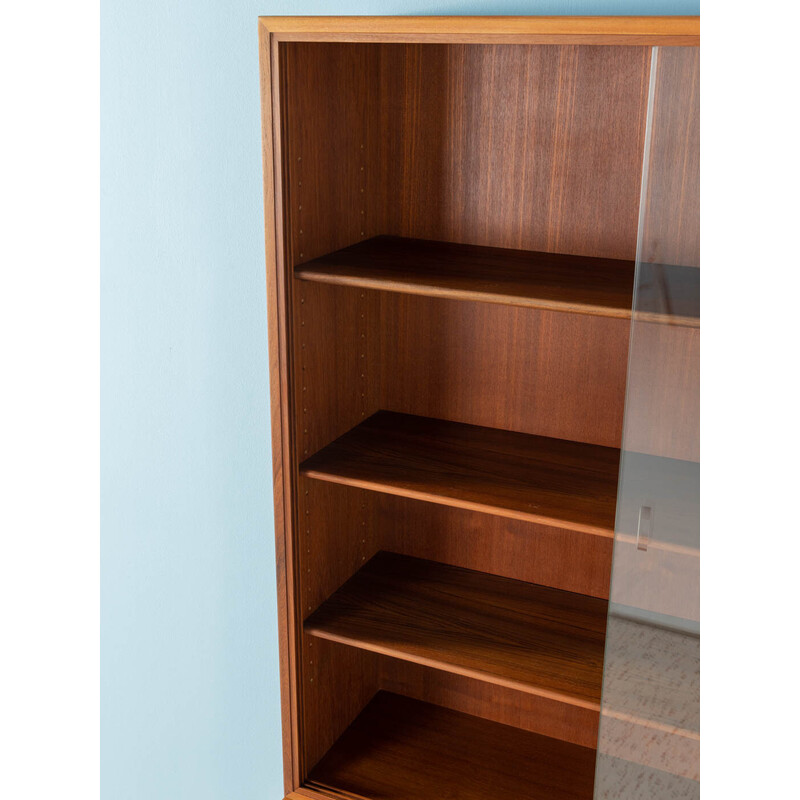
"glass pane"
595,45,700,799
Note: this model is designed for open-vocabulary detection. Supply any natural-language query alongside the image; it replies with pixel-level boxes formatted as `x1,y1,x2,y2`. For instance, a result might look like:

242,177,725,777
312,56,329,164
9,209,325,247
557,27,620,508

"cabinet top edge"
257,16,699,46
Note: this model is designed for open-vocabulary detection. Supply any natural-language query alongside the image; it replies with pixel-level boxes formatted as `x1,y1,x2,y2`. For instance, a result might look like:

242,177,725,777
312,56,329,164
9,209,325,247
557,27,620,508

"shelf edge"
300,467,617,538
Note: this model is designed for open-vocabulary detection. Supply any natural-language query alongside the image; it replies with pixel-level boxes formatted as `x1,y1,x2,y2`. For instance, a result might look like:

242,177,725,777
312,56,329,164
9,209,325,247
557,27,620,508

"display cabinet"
258,16,700,799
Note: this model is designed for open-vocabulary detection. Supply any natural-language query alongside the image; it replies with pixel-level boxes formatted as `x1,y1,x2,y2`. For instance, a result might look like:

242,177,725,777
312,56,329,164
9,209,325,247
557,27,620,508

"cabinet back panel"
380,44,651,260
379,494,612,599
380,658,600,749
379,293,630,448
283,41,651,262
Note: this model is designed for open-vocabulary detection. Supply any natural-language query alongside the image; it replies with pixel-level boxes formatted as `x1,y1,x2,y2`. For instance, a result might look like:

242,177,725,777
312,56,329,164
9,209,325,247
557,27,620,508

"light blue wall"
100,2,698,798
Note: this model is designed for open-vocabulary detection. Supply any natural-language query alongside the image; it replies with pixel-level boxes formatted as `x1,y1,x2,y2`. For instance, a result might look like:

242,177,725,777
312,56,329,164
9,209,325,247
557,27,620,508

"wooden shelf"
296,236,699,325
300,411,621,537
296,235,636,318
305,552,608,708
306,691,597,800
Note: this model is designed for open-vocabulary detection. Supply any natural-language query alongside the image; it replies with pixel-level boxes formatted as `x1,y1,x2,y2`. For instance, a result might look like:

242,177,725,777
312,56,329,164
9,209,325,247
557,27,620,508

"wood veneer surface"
301,411,621,535
379,295,630,448
261,16,700,46
379,657,601,749
280,43,386,779
298,235,700,324
297,235,636,316
306,691,597,800
381,494,614,598
380,44,651,262
305,552,608,708
260,22,698,793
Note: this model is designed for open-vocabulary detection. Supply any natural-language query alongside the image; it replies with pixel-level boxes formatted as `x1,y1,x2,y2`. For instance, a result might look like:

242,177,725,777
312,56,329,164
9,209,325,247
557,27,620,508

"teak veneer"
306,692,597,800
305,552,608,708
301,411,621,536
297,235,638,318
298,235,701,326
259,14,699,800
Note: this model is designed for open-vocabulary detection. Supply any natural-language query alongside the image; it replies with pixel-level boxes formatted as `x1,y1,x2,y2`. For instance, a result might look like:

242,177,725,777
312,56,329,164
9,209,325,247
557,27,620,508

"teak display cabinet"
259,16,700,800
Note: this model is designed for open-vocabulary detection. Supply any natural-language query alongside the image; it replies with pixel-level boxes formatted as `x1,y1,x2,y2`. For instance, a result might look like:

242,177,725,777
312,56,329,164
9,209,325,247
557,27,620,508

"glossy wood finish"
296,479,384,771
301,411,621,536
276,43,385,782
260,16,700,46
298,235,636,316
306,552,608,708
259,18,699,796
380,494,614,599
367,41,646,449
306,692,597,800
380,44,650,263
379,295,630,448
259,23,300,790
380,657,601,749
296,471,613,759
299,235,700,325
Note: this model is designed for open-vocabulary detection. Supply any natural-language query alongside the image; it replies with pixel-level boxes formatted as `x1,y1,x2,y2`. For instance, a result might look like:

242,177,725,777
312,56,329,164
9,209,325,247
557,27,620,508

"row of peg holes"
298,145,369,682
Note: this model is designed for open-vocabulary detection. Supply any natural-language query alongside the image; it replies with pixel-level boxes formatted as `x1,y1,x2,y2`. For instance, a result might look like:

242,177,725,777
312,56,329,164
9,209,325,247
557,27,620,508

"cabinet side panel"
284,43,384,266
280,43,386,780
299,477,383,775
260,28,298,793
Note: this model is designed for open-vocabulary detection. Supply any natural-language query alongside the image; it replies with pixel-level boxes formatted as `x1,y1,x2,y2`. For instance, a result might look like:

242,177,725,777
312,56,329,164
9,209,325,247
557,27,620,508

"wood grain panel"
380,294,630,447
380,494,613,599
261,26,699,793
283,43,382,266
279,43,387,781
300,639,382,776
295,431,383,772
301,411,621,535
262,16,700,46
290,282,382,462
305,552,608,708
297,481,610,749
380,659,600,749
262,30,301,792
298,236,699,324
381,44,651,261
306,692,597,800
297,235,637,316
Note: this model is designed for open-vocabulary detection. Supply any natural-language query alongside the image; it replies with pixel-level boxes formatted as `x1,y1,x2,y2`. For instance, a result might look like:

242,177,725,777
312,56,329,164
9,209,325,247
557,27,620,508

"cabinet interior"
269,39,699,798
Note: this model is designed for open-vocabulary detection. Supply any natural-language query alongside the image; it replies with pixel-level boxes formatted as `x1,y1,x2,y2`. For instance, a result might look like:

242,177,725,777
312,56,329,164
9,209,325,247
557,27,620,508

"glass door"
595,45,700,799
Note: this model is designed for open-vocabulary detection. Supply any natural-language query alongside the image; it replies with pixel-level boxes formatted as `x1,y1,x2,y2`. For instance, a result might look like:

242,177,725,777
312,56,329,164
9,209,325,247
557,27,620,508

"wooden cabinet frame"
259,16,699,800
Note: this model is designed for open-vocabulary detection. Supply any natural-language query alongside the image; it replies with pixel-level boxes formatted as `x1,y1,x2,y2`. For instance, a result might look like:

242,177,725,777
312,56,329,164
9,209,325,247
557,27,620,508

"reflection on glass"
595,45,700,799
